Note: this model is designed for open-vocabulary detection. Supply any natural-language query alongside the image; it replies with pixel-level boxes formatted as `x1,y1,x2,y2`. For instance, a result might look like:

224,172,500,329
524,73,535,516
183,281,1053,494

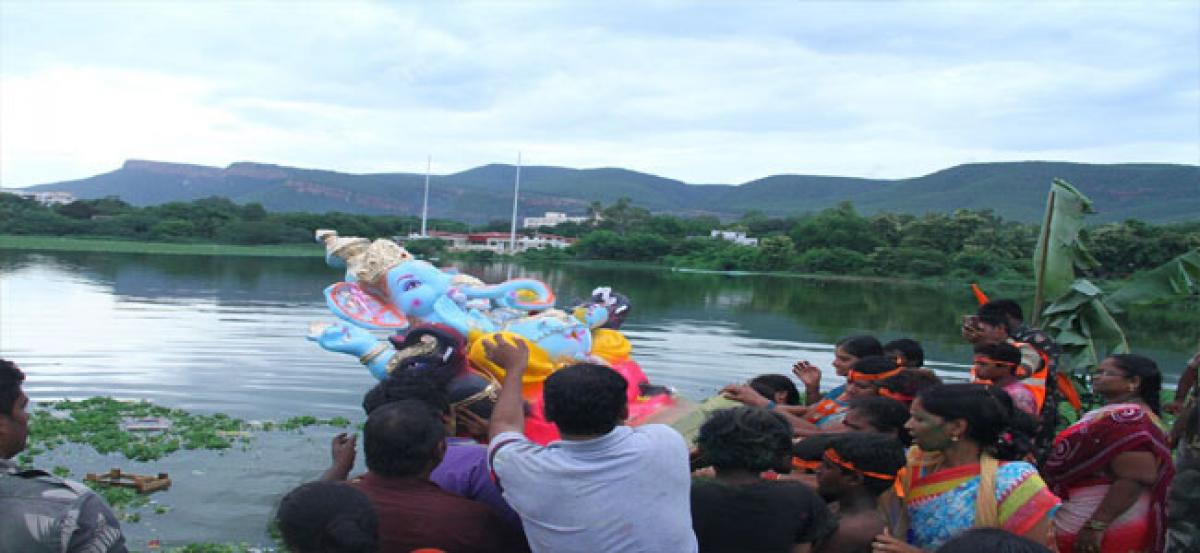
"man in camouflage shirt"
977,299,1064,462
1,359,127,552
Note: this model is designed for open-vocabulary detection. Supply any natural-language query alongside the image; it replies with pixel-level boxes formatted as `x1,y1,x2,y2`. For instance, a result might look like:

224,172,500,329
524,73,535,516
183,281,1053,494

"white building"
523,211,590,229
710,230,759,247
476,232,577,253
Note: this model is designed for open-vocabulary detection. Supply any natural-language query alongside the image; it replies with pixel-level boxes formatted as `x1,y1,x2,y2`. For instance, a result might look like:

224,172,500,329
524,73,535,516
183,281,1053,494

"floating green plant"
28,398,247,462
26,397,355,464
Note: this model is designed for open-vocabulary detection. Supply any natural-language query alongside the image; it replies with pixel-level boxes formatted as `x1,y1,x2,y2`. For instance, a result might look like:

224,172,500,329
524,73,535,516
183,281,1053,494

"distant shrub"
796,247,870,274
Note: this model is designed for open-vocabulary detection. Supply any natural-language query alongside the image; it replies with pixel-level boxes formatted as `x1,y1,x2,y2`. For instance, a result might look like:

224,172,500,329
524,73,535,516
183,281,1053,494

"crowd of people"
2,296,1198,553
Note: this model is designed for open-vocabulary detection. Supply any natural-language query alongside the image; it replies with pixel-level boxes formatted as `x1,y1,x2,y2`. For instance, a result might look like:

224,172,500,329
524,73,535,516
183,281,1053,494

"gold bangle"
359,343,389,365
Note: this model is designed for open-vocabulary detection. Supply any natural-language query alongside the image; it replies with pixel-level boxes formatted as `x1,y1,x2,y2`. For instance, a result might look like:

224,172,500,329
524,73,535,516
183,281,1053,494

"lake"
0,249,1194,548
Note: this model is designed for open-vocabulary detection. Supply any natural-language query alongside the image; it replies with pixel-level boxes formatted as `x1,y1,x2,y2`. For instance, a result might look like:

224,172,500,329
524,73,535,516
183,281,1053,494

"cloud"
1,1,1196,187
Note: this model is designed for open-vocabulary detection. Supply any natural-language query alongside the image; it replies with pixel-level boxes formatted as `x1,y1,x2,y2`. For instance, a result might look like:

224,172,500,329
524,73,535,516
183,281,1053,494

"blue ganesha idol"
309,230,595,373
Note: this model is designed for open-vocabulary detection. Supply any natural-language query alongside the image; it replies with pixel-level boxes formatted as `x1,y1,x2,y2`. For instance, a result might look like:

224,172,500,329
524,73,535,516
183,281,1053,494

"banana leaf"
1105,249,1200,312
1042,278,1131,375
1033,179,1099,316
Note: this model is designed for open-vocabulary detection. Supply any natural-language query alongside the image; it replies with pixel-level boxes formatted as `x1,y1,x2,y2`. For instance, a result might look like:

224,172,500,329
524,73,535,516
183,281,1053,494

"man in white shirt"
485,336,698,553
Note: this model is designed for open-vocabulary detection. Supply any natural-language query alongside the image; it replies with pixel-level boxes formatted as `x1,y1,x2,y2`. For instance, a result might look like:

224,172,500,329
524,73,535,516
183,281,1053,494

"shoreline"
0,234,324,258
0,234,1152,295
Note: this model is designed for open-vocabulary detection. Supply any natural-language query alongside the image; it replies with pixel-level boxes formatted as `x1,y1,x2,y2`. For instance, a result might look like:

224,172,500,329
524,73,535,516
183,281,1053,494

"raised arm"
793,361,823,405
721,383,823,437
485,335,530,441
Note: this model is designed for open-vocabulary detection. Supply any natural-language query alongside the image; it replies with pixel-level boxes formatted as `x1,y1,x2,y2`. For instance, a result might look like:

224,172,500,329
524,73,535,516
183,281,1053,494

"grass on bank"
0,235,323,257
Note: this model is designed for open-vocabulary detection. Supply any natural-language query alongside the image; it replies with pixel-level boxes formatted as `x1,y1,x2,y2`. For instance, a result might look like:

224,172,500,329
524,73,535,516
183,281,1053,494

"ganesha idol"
307,230,676,443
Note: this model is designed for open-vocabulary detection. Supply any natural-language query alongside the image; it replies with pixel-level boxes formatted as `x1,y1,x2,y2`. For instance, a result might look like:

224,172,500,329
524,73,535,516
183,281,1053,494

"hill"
23,159,1199,224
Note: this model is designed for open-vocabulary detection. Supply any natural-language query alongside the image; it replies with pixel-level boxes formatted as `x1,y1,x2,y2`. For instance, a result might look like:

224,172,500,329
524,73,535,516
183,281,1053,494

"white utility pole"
508,152,522,253
420,155,431,236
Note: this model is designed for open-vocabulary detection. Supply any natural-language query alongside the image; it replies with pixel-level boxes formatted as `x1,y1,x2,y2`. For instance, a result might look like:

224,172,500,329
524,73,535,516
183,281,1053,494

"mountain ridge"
21,159,1200,224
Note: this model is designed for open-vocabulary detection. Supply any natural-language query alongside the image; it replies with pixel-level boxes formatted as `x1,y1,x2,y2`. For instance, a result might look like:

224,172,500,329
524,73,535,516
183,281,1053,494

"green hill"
23,159,1199,224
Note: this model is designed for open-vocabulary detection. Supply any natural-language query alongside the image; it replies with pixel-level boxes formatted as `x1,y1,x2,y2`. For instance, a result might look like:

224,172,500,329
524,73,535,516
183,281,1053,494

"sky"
1,1,1197,187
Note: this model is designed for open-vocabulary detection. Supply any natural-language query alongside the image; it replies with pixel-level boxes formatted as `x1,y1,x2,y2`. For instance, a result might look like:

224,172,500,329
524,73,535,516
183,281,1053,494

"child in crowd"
691,406,836,553
814,433,907,553
972,342,1038,416
276,481,379,553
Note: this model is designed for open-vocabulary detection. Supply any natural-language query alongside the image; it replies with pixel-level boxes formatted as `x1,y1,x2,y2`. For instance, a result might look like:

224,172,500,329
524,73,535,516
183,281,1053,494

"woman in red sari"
1044,354,1174,553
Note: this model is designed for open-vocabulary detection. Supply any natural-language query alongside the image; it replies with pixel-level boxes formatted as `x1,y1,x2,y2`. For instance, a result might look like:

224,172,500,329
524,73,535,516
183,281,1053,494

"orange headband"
792,457,821,472
878,388,914,402
823,448,898,480
973,356,1018,368
848,366,903,383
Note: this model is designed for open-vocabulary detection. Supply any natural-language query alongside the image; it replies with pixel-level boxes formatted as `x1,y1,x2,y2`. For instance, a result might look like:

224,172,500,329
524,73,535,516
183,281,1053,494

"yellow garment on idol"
590,328,632,364
468,331,557,396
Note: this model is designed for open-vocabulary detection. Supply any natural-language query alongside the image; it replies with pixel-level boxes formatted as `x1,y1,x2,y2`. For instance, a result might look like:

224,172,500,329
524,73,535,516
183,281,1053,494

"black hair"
974,310,1009,332
836,335,884,359
361,371,450,416
973,343,1023,374
935,528,1051,553
851,356,900,375
883,338,925,368
916,383,1034,461
697,406,793,473
446,372,497,420
827,433,907,495
276,481,379,553
543,363,627,435
846,396,913,446
979,299,1024,324
877,369,943,404
1108,354,1164,415
792,434,841,462
0,359,25,419
363,400,445,477
749,374,801,405
387,325,467,382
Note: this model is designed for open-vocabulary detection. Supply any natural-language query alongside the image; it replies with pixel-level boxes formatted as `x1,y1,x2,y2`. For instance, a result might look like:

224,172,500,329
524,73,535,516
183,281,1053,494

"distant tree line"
517,198,1198,280
2,193,1196,279
0,194,467,246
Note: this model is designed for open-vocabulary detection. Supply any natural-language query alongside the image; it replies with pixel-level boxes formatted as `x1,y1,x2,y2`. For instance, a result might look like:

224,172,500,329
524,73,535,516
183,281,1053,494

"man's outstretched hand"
485,335,531,440
484,334,530,376
321,432,357,481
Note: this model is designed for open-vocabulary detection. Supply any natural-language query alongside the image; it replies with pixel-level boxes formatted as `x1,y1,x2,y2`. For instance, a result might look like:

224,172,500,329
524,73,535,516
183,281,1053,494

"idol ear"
324,282,409,330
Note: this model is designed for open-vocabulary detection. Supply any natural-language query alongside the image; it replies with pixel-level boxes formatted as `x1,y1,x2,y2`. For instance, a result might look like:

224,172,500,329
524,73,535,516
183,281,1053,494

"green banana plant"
1033,179,1199,403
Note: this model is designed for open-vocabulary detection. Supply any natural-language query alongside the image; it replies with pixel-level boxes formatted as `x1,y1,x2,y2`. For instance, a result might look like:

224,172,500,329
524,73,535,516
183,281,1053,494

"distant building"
396,231,576,253
523,211,591,229
710,230,759,247
470,232,577,253
2,189,76,205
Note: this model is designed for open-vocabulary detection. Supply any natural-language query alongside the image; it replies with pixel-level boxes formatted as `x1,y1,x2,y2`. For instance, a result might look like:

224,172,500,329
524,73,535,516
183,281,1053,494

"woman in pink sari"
1044,354,1174,553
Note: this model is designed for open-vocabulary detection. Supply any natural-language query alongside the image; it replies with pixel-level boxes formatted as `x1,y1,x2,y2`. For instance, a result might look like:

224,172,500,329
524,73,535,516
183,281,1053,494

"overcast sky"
1,1,1197,187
